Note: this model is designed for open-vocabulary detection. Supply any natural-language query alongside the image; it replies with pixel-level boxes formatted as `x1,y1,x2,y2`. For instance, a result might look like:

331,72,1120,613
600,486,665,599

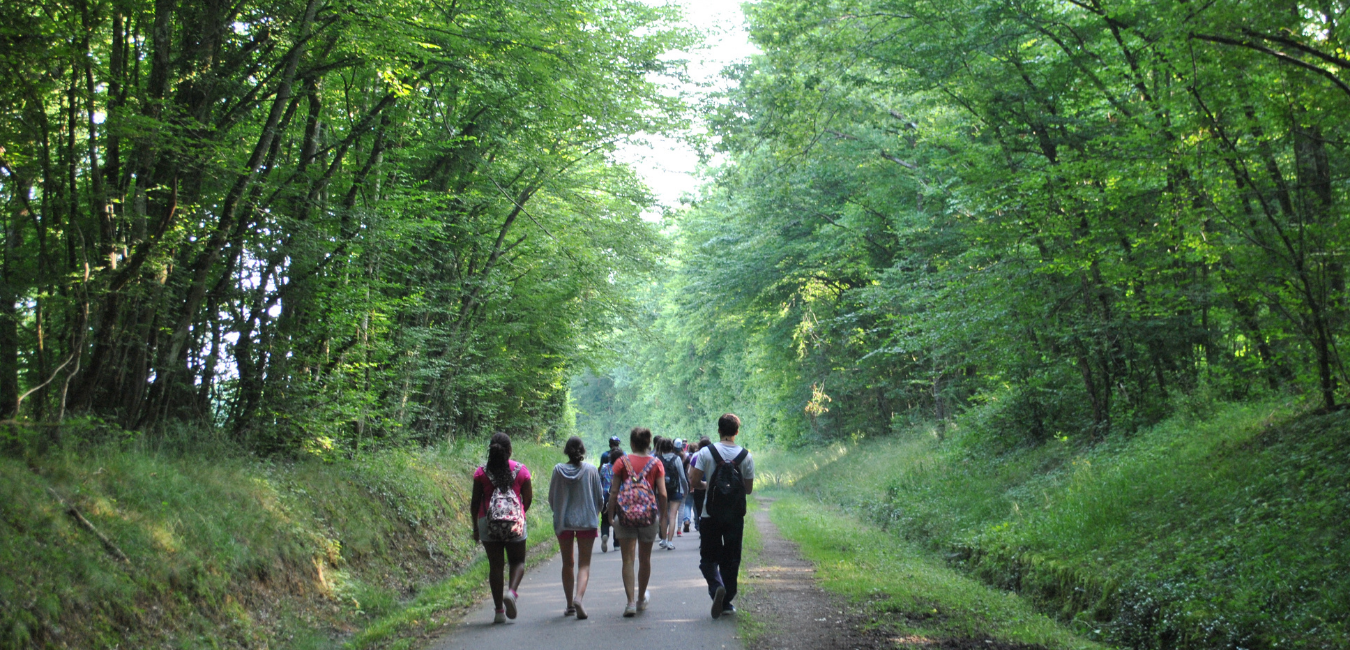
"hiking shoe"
711,585,725,619
683,521,690,533
575,601,588,620
493,609,507,624
623,603,637,617
503,590,518,619
602,535,609,553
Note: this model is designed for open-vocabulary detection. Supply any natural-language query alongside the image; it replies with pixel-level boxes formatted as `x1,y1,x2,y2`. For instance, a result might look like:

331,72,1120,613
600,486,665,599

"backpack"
705,446,750,522
615,456,660,528
484,465,526,539
660,453,681,495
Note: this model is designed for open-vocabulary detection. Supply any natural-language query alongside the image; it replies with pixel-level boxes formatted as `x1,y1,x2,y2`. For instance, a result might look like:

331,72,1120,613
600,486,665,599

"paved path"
430,530,743,650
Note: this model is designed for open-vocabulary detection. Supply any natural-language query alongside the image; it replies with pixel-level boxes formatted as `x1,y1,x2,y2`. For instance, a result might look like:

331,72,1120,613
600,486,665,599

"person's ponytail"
486,432,512,487
563,436,585,465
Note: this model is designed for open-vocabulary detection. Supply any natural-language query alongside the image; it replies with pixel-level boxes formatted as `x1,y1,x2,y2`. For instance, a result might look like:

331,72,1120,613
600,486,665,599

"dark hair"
564,436,585,465
652,435,665,451
698,436,712,451
657,436,674,454
717,413,741,437
610,448,625,461
630,427,652,453
486,432,513,487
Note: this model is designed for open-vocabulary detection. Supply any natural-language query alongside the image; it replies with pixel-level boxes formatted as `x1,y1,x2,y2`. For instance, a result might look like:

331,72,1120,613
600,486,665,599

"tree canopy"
0,0,688,451
578,0,1350,447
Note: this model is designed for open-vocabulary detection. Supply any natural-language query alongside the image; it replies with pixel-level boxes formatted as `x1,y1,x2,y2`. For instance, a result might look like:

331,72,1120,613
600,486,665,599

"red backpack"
615,456,660,527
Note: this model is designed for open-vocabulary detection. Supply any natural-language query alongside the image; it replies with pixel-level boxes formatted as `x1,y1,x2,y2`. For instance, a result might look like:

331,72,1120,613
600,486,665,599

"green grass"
736,497,766,646
768,494,1106,649
0,434,567,649
766,400,1350,649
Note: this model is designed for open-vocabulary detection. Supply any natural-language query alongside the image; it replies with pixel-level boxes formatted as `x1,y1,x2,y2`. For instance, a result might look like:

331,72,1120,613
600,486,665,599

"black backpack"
705,446,750,521
661,454,681,495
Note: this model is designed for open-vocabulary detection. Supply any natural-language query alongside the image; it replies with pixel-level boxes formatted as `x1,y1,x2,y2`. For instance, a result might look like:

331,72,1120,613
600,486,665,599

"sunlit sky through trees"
617,0,759,214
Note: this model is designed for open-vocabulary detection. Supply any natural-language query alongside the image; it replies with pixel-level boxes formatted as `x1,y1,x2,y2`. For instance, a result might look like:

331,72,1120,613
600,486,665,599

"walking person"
599,449,623,552
657,437,688,550
688,415,754,619
470,432,533,624
688,437,712,532
548,436,605,620
600,435,622,466
606,427,667,617
675,439,694,535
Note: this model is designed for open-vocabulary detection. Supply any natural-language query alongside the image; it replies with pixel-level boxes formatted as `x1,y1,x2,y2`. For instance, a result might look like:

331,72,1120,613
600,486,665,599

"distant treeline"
587,0,1350,445
0,0,685,451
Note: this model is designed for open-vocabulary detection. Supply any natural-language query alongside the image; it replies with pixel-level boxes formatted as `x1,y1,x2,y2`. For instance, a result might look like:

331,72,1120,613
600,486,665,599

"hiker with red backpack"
470,432,534,624
605,427,667,617
688,414,755,620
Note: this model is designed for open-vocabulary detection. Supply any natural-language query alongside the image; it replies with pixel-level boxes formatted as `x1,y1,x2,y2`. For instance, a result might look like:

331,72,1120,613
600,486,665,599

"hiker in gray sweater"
547,436,605,619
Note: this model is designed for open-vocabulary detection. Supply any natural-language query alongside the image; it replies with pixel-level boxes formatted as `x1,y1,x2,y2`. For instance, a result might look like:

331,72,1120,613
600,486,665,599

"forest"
2,0,1349,647
0,0,682,452
577,0,1350,449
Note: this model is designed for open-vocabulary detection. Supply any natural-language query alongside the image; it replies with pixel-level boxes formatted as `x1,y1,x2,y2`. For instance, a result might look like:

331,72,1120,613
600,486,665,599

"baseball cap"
673,438,685,450
609,435,621,443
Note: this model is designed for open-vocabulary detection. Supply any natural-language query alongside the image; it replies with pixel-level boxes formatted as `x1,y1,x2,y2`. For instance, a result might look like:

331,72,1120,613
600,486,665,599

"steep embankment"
762,402,1350,650
0,437,560,649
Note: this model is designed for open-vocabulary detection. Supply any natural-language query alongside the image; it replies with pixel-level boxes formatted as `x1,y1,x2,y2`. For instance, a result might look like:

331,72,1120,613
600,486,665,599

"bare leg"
558,535,575,609
664,502,681,542
637,540,654,602
620,536,638,605
575,535,595,604
483,541,506,610
506,540,527,594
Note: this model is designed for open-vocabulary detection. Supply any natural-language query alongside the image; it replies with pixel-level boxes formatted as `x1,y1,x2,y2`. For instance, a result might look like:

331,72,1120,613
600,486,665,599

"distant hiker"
600,435,622,466
688,414,754,619
688,437,712,532
657,436,688,550
470,432,533,624
606,427,667,617
599,448,624,552
548,436,605,620
675,438,694,535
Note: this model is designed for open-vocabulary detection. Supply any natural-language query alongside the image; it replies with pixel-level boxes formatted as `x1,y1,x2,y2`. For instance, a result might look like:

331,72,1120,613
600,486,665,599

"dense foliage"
0,0,684,451
581,0,1350,446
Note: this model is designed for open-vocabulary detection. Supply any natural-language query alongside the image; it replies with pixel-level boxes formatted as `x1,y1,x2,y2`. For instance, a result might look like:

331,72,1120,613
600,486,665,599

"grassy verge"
0,433,564,649
735,497,766,646
766,400,1350,649
769,494,1105,649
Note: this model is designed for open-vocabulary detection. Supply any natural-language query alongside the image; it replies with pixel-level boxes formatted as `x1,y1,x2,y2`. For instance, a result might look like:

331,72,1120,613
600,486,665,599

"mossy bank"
760,401,1350,650
0,432,561,649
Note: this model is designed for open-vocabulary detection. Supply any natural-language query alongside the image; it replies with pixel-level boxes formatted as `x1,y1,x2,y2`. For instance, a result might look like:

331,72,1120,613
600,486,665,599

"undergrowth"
0,432,561,649
769,400,1350,650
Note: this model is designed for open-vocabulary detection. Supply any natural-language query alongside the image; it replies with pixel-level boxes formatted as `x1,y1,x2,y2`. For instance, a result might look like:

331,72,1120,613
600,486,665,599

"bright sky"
615,0,759,212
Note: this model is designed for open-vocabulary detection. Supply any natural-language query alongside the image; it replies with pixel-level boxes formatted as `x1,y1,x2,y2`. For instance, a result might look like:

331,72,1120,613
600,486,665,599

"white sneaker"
637,592,649,612
657,539,668,549
503,589,518,619
666,542,675,551
494,610,507,624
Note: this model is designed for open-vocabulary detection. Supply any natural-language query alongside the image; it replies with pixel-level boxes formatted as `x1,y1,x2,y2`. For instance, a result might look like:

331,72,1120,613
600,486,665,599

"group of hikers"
468,413,754,624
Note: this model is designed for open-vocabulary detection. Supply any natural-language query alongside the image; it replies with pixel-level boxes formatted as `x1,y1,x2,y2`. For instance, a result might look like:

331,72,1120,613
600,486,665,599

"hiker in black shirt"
687,413,755,620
